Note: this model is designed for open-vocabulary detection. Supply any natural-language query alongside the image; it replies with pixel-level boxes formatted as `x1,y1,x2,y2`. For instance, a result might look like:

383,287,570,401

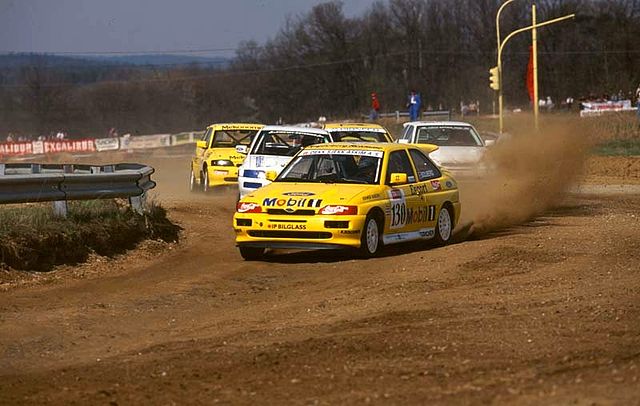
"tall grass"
0,200,181,272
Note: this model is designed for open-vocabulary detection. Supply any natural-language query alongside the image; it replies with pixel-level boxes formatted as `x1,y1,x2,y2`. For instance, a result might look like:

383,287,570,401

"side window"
386,150,416,184
202,128,213,147
409,149,441,181
401,125,412,141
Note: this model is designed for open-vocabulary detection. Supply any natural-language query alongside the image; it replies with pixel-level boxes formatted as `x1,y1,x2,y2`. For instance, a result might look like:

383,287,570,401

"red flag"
526,45,534,103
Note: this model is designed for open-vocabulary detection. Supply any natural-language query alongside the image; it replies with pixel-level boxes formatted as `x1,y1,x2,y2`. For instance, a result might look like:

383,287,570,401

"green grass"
0,200,181,272
593,138,640,156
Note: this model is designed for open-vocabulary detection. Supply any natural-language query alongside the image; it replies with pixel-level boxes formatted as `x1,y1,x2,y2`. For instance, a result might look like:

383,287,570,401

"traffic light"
489,66,500,91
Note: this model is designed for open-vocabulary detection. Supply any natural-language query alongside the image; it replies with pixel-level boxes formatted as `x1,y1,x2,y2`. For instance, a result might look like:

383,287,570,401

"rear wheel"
433,205,453,246
359,213,383,257
239,246,265,261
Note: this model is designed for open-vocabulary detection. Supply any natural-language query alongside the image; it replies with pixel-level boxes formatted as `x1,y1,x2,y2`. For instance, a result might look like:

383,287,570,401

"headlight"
319,205,358,215
243,169,265,179
212,159,234,166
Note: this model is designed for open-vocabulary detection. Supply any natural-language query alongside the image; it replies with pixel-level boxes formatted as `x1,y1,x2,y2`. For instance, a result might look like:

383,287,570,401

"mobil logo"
262,197,323,208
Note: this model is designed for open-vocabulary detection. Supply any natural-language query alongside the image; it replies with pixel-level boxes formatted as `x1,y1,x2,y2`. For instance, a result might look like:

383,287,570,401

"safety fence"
365,110,452,122
0,131,203,159
0,162,156,216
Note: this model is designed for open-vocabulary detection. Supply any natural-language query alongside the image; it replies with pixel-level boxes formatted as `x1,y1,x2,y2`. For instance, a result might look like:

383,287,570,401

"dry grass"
0,200,181,272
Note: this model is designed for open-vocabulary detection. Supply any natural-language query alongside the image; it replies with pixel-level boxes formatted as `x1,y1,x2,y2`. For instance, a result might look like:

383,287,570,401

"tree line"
1,0,638,138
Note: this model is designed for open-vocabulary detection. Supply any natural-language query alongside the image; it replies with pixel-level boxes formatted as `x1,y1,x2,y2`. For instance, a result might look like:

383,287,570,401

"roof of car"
206,123,264,131
260,125,330,135
304,142,408,152
403,121,475,128
323,122,388,132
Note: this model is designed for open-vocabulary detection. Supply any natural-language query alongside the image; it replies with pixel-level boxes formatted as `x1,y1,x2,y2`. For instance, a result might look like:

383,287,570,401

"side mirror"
196,140,207,149
265,170,278,181
236,145,248,155
397,139,410,144
389,173,408,185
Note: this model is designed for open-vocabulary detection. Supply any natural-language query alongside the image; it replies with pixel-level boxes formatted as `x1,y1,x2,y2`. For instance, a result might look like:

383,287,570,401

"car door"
383,150,421,243
408,148,444,232
194,127,213,171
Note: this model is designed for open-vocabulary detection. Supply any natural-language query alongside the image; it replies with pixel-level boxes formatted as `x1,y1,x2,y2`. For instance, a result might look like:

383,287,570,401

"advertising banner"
580,100,637,117
121,134,172,150
0,142,35,156
44,139,96,154
94,137,120,152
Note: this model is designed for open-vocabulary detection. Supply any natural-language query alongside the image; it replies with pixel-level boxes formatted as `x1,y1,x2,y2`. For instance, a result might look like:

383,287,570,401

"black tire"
239,246,265,261
433,205,453,246
202,167,210,193
359,213,383,258
189,167,199,193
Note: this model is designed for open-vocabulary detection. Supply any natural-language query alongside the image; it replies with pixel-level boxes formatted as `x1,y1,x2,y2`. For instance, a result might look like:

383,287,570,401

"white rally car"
397,121,494,176
236,125,333,198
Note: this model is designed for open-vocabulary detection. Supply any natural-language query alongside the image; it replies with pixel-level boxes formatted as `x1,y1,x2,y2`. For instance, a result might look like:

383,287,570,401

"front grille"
248,230,332,239
324,220,349,229
224,177,238,182
236,218,252,227
267,209,315,216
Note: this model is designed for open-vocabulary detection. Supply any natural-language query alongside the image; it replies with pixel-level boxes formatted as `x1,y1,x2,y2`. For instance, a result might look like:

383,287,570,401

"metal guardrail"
364,110,452,122
0,163,156,215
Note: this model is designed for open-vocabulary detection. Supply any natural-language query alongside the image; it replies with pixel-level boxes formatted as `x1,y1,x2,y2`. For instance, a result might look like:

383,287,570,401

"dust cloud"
459,124,591,237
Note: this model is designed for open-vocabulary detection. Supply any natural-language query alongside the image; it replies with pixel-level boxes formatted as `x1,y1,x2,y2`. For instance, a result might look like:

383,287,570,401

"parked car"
323,122,394,143
398,121,492,176
236,125,333,199
190,123,263,192
234,142,460,260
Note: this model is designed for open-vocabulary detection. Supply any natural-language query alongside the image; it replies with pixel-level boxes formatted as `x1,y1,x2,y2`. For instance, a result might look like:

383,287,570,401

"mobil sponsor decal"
262,197,323,208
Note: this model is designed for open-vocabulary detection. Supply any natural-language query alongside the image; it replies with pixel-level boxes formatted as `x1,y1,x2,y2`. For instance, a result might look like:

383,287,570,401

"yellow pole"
496,0,517,135
532,3,539,131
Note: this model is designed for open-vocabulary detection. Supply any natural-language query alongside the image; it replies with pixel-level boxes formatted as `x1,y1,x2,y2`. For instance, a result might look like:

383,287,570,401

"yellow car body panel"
233,142,460,254
191,123,263,189
323,122,394,143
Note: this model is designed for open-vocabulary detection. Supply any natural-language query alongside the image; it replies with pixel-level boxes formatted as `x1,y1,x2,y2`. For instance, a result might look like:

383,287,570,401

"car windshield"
328,130,389,143
415,126,482,146
277,150,383,185
252,131,327,156
211,130,258,147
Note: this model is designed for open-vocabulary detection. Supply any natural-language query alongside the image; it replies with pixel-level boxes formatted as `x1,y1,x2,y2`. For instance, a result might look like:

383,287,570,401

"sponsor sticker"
283,192,315,196
267,223,307,230
445,180,454,188
430,180,441,191
300,149,383,158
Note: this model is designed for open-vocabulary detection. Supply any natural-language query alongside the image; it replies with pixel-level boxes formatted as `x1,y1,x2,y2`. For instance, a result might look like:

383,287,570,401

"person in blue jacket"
407,90,422,121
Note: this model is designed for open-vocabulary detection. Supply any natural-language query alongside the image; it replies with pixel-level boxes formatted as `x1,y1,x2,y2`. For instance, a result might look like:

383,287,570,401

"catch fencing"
0,163,156,216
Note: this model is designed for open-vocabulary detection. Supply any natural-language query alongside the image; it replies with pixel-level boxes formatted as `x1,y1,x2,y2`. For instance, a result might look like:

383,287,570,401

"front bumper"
234,213,367,250
207,166,240,186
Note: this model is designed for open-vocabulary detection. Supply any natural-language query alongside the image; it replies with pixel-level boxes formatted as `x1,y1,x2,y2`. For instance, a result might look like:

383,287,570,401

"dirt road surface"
1,145,639,405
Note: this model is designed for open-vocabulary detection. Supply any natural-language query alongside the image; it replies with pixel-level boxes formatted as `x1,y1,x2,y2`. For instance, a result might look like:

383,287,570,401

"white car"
236,125,333,198
397,121,493,176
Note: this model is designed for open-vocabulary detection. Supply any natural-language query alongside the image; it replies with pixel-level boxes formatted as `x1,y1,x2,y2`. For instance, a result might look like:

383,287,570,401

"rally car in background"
190,123,263,192
397,121,491,177
323,122,394,143
237,125,333,199
234,142,460,260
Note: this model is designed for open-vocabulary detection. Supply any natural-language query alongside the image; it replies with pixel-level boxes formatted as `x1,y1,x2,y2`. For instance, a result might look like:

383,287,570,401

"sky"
0,0,377,57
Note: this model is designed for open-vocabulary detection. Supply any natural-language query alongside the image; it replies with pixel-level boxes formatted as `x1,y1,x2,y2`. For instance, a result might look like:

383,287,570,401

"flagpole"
532,3,539,131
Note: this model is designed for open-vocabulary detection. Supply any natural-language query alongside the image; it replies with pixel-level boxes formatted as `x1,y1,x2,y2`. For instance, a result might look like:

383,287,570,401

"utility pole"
532,3,539,131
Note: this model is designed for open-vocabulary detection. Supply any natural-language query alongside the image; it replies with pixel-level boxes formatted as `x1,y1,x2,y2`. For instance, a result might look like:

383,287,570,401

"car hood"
429,146,484,165
243,182,376,209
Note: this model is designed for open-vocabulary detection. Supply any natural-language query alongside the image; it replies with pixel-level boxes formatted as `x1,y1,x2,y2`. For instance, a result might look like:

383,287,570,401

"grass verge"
0,200,181,272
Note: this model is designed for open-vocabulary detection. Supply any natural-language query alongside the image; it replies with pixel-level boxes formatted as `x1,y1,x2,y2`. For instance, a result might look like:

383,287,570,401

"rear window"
328,130,390,143
252,131,327,156
415,126,482,146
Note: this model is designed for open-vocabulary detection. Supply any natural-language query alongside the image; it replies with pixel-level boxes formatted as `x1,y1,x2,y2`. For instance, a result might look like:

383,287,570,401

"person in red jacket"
370,92,380,120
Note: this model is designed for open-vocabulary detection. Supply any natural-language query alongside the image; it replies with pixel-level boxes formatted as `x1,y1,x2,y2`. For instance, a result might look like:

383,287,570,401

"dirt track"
1,147,640,404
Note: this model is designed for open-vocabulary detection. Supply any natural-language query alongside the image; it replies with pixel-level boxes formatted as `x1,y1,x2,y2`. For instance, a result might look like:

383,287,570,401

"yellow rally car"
233,142,461,260
190,123,263,192
323,122,394,143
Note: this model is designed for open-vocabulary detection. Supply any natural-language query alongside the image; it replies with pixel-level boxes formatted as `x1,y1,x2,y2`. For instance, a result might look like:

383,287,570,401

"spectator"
635,83,640,120
407,90,422,121
6,133,14,142
370,92,380,120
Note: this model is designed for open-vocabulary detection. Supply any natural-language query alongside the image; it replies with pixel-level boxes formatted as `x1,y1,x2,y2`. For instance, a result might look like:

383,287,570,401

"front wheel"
359,214,383,258
202,168,210,193
433,205,453,246
189,167,198,192
239,246,265,261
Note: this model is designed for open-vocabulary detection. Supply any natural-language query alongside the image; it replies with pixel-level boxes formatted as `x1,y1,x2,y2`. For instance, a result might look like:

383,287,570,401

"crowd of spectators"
2,131,67,143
